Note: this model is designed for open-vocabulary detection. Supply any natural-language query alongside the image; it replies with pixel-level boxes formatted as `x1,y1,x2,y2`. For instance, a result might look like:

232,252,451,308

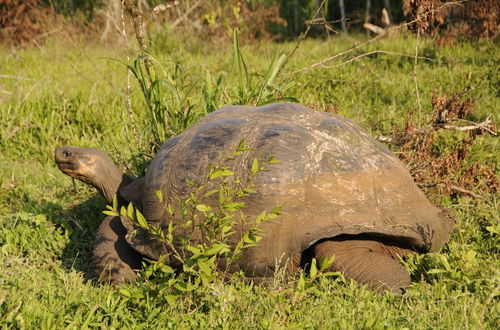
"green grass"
0,32,499,328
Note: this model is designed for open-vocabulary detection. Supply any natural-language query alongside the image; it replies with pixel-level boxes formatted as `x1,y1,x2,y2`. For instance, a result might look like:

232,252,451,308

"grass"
0,31,499,328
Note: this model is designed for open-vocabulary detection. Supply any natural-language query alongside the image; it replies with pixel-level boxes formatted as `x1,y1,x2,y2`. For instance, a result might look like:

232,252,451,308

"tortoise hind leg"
92,216,144,284
312,239,411,294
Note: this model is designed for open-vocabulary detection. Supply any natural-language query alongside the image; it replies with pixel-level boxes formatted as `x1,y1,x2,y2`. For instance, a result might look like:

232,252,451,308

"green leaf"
223,202,246,211
310,258,318,278
255,211,267,223
165,295,177,306
166,204,175,215
119,289,131,297
203,189,219,198
102,210,118,216
322,271,343,278
112,195,118,210
210,168,234,180
251,158,259,174
319,256,335,271
196,204,212,212
174,281,195,292
205,243,229,256
237,139,246,151
268,155,280,163
127,203,134,219
155,190,163,203
186,245,202,256
298,273,306,290
136,210,148,228
197,259,214,275
120,206,127,217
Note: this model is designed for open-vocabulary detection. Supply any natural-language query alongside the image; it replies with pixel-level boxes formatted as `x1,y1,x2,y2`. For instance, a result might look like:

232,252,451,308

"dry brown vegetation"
391,88,498,198
404,0,500,42
0,0,49,43
199,1,287,42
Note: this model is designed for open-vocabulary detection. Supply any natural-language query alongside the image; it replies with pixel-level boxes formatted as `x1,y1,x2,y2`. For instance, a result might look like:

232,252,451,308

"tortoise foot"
92,216,144,285
313,238,412,293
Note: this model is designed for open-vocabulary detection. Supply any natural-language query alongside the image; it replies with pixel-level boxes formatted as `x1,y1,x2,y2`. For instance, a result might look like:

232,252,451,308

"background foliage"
2,0,498,43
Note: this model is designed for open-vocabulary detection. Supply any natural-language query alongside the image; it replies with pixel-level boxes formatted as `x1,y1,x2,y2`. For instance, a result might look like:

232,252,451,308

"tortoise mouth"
56,159,94,184
56,161,78,172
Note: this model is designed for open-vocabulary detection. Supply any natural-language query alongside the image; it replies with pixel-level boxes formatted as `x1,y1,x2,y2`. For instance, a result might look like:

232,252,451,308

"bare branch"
282,0,328,72
122,0,179,82
287,49,433,76
149,1,179,16
450,185,485,199
284,33,385,76
283,1,465,77
363,22,385,35
172,0,201,28
442,119,497,136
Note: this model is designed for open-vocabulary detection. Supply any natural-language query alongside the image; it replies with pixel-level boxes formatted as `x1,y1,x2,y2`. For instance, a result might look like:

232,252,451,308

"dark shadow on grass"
22,193,107,281
57,194,107,279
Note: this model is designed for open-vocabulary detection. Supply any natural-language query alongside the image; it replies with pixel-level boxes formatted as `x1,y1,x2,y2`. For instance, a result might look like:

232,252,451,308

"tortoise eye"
63,150,72,158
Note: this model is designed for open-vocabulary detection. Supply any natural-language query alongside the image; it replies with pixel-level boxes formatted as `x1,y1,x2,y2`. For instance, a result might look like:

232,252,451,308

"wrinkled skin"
55,103,455,291
93,216,143,283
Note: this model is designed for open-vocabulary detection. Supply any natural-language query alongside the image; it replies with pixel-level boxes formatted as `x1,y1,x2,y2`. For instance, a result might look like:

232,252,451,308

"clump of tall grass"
126,29,295,149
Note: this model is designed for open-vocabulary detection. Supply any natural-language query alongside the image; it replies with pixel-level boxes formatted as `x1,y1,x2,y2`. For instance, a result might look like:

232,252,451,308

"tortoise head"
55,146,126,203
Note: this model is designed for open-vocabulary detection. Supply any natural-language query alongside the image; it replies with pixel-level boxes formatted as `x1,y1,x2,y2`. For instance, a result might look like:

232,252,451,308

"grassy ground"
0,31,498,328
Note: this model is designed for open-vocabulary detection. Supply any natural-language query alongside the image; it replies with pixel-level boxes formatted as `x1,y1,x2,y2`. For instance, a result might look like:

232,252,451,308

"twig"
149,1,179,16
63,35,120,92
358,60,392,84
283,1,463,78
122,0,179,83
122,0,151,81
171,0,201,28
284,33,385,76
281,0,327,73
482,283,500,317
0,74,36,81
442,121,497,135
378,115,497,148
413,30,423,126
70,217,84,231
288,49,433,75
450,185,485,199
35,28,63,39
120,0,139,146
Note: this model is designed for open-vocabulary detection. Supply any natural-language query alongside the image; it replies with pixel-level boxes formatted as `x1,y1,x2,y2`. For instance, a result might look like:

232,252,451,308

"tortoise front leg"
92,216,144,284
312,239,412,293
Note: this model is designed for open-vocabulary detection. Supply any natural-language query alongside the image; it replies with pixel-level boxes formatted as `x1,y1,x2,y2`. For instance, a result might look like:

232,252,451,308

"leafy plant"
104,141,282,305
126,57,203,148
124,29,295,150
296,256,343,295
232,29,296,105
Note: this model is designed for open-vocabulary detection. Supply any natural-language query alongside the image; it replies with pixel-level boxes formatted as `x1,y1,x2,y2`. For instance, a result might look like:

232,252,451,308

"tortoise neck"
95,165,134,204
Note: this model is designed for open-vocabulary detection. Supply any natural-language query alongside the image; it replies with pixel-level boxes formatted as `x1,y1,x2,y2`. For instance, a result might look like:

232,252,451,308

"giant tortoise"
55,103,455,292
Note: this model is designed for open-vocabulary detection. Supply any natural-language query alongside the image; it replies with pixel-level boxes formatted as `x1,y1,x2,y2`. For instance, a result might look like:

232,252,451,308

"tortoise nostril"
63,150,72,158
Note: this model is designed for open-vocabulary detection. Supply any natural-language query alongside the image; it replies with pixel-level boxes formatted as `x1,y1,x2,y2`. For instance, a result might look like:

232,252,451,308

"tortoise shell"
127,103,454,276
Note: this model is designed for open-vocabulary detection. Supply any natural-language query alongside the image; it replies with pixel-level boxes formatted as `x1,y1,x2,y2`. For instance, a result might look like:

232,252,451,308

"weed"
232,29,295,105
126,56,203,148
104,141,284,306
